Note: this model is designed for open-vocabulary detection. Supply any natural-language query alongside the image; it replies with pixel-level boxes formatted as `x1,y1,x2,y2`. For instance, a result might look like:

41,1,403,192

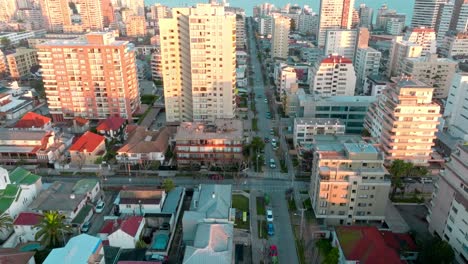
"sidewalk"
249,190,263,264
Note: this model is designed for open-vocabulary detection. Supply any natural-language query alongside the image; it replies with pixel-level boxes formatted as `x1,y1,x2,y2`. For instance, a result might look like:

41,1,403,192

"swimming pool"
19,243,42,252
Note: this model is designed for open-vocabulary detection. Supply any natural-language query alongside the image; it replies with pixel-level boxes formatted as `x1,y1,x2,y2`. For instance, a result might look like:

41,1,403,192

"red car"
269,245,279,264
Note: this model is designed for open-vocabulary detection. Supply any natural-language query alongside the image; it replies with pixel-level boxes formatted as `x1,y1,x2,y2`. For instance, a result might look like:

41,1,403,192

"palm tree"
0,213,13,233
34,211,71,248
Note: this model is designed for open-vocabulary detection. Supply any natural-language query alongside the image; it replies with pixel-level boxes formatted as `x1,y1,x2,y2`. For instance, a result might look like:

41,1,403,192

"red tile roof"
321,55,352,64
96,117,126,131
14,112,51,129
381,231,418,252
74,117,89,126
69,131,105,152
120,216,144,237
99,219,123,234
13,212,43,226
335,226,404,264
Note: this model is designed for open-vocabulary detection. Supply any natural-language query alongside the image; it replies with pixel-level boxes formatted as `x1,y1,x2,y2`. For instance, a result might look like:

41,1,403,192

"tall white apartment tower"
411,0,446,28
271,14,290,59
317,0,355,47
159,4,236,122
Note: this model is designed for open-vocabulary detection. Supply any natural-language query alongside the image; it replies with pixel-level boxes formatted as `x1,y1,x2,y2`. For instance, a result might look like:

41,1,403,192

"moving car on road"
81,221,91,233
96,201,105,213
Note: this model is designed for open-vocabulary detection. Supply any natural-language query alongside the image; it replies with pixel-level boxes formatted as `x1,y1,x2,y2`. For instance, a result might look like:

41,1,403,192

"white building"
278,66,297,94
358,4,373,28
364,75,389,96
403,27,437,54
297,12,318,35
317,0,354,47
401,53,457,98
436,2,455,45
353,47,381,92
108,216,145,249
324,29,357,60
440,31,468,59
117,189,166,215
0,30,46,47
427,145,468,264
444,72,468,141
386,18,405,35
271,14,290,59
258,16,273,36
386,36,423,78
293,118,345,147
309,54,356,96
13,212,43,243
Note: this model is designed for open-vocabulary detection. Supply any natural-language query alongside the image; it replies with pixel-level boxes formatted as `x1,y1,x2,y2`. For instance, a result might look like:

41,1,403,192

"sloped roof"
97,117,126,131
73,117,89,126
0,184,20,214
100,219,123,234
120,216,144,237
117,126,174,154
44,234,101,264
335,226,403,264
72,179,99,195
14,112,51,129
8,167,41,185
13,212,43,226
0,248,35,264
191,184,232,219
69,131,105,152
119,189,164,205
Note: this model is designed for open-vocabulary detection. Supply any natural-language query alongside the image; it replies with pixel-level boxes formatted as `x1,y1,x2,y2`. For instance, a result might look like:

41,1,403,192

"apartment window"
451,206,458,214
447,225,453,232
360,186,370,190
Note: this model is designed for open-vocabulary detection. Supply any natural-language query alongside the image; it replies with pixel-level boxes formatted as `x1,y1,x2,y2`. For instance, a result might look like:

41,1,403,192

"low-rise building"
0,30,46,47
364,75,390,96
293,118,345,147
278,66,297,95
427,145,468,264
309,135,391,225
116,126,174,164
333,226,418,263
69,131,106,166
116,189,166,215
107,216,145,249
174,119,244,168
0,248,36,264
0,89,35,123
68,117,90,134
96,116,127,141
6,48,38,80
13,112,52,131
13,212,43,243
309,54,356,96
43,234,104,264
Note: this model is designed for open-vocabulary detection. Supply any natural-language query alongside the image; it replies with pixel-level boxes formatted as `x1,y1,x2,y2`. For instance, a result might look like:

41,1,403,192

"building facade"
411,0,446,28
440,31,468,59
37,32,140,121
39,0,72,32
77,0,104,31
126,16,147,37
6,48,38,80
353,47,381,93
271,14,290,59
293,118,345,147
386,36,423,78
403,27,437,54
324,29,357,60
444,72,468,140
309,55,356,96
309,136,390,225
427,145,468,264
159,4,236,122
317,0,354,47
364,78,441,165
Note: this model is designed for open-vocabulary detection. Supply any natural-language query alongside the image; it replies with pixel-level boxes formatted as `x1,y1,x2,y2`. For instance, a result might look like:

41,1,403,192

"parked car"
81,221,91,233
267,222,274,236
403,177,416,183
270,245,279,264
270,129,274,135
420,177,433,184
266,209,274,222
160,223,170,230
264,137,270,143
271,139,277,147
264,98,268,103
96,201,105,213
269,159,276,169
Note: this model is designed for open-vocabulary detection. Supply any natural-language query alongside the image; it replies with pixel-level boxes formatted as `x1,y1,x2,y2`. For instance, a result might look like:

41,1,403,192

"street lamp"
138,200,143,216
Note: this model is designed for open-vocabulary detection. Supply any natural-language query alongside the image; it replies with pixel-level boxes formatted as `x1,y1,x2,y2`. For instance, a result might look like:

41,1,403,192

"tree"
323,248,339,264
419,237,454,264
162,179,175,193
388,160,413,199
0,213,13,234
35,211,72,248
1,37,11,49
136,239,148,248
250,136,265,153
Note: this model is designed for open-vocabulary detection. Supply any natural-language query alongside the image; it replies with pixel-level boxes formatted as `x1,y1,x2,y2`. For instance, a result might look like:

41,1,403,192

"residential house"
0,167,42,221
0,91,34,124
0,248,35,264
116,126,174,164
13,212,43,243
116,189,166,215
332,226,418,263
68,117,90,134
96,117,127,141
107,216,145,249
69,131,106,166
13,112,52,131
44,234,104,264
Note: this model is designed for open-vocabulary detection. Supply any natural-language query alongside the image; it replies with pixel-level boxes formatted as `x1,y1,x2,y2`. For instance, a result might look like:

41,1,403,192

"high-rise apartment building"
278,66,297,94
412,0,446,28
101,0,115,27
271,14,290,59
309,135,391,225
39,0,72,32
120,0,144,16
150,4,168,20
358,4,373,28
444,72,468,139
426,145,468,264
17,8,45,30
436,2,455,44
159,4,236,122
324,29,357,60
364,78,441,165
354,47,381,92
401,53,457,98
309,54,356,96
37,32,140,122
0,50,7,76
436,0,468,44
440,31,468,58
0,0,17,23
125,16,147,37
235,14,246,50
317,0,355,47
77,0,104,31
259,16,273,36
298,12,318,35
387,36,423,78
404,27,437,54
6,48,38,80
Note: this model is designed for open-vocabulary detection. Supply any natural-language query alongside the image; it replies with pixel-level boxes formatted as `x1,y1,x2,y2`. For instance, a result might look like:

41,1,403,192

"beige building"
309,54,356,96
0,0,17,23
440,31,468,59
278,66,297,94
401,53,457,98
386,36,423,78
39,0,72,32
309,135,391,225
0,50,8,76
150,4,168,20
364,78,441,165
126,16,147,37
235,14,246,50
6,48,38,80
324,29,357,61
317,0,354,47
403,27,437,54
159,4,236,122
77,0,104,31
271,14,290,59
37,32,140,122
293,118,345,147
427,145,468,264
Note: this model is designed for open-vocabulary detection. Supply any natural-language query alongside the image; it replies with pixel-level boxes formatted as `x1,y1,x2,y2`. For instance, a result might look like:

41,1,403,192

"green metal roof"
71,204,93,225
73,179,98,195
2,184,20,197
9,167,41,185
0,197,15,214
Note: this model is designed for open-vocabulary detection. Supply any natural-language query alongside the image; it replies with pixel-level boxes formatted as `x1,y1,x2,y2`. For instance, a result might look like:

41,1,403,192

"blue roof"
162,187,184,214
43,234,101,264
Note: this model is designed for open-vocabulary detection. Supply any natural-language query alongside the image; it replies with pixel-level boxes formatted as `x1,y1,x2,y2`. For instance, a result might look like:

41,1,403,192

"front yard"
232,194,250,230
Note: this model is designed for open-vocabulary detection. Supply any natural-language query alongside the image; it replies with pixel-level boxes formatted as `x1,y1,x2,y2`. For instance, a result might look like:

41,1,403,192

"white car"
266,209,274,222
95,201,105,213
